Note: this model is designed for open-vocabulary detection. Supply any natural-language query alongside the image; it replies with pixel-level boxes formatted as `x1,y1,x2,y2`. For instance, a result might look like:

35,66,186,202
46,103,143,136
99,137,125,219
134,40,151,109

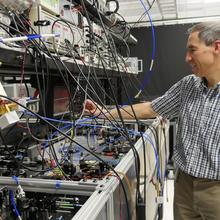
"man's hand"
83,99,102,116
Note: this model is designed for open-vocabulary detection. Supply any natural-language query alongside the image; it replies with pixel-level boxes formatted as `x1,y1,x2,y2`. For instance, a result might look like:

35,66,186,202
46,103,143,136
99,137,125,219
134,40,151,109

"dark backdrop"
121,23,194,102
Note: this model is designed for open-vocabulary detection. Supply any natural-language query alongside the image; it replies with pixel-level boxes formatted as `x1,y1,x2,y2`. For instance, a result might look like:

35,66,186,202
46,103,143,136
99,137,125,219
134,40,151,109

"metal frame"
73,118,170,220
0,118,169,220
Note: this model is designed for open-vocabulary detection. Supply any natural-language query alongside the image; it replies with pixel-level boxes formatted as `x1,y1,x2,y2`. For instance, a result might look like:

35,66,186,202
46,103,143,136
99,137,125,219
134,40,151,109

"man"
84,22,220,220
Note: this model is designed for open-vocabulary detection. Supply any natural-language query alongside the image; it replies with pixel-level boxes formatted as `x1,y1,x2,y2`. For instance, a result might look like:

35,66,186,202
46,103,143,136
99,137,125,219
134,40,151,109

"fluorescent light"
204,0,220,3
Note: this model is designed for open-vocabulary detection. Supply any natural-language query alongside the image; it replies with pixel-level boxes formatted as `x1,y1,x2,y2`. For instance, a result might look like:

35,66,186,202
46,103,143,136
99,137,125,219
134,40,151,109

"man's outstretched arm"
83,99,158,120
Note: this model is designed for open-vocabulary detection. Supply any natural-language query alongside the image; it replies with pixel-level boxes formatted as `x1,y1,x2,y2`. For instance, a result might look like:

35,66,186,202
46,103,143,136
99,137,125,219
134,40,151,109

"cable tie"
55,181,61,189
9,190,21,218
134,90,142,98
12,175,19,185
149,59,154,71
27,34,41,40
15,153,23,161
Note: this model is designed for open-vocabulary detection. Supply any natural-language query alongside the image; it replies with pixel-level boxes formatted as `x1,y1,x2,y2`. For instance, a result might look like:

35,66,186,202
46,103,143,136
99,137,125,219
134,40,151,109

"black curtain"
122,23,194,102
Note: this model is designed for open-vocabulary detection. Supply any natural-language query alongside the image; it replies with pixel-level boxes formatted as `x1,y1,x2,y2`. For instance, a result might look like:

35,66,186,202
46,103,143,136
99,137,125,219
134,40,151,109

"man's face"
185,31,215,77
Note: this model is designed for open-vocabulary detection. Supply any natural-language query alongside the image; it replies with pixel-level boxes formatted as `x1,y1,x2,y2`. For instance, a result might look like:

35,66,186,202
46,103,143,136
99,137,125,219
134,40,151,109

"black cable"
162,125,168,180
58,45,130,138
80,3,144,219
68,44,120,105
0,6,150,217
80,0,140,162
80,0,139,147
0,127,48,173
93,0,141,171
94,3,147,211
128,0,157,30
147,0,157,12
0,94,130,219
51,18,75,56
88,30,150,99
1,9,129,135
2,7,148,157
5,11,52,57
0,10,84,172
0,6,153,218
109,12,131,39
148,125,161,182
96,8,157,219
33,53,46,116
11,11,77,123
25,117,71,178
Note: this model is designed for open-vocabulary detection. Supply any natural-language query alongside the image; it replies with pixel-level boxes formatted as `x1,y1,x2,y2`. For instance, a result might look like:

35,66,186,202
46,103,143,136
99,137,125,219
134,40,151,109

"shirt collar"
200,77,208,88
200,77,220,91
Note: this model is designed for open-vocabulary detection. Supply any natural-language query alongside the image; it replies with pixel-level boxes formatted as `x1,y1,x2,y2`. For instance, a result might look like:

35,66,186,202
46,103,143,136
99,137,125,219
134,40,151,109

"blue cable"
9,190,21,219
24,110,129,139
33,114,158,165
55,181,61,189
135,0,156,98
0,33,60,43
24,110,160,173
142,132,161,179
24,111,97,125
42,124,72,149
31,114,157,159
139,1,156,59
143,133,161,179
12,176,19,185
24,109,161,176
47,124,71,140
132,130,161,179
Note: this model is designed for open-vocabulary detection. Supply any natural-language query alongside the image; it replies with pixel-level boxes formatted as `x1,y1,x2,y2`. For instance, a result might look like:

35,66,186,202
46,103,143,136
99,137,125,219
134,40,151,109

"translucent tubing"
0,33,60,43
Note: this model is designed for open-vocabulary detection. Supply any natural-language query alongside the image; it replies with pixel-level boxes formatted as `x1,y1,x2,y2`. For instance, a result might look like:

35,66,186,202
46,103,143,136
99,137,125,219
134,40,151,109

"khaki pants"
174,170,220,220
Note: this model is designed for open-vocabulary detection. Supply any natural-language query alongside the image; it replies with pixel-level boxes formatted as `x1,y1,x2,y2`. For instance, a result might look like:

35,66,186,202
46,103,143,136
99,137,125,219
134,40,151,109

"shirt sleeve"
151,78,185,119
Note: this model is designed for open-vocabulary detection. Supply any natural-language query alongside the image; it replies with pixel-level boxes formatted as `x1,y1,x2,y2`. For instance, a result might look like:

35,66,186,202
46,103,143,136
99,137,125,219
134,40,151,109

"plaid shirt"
152,74,220,180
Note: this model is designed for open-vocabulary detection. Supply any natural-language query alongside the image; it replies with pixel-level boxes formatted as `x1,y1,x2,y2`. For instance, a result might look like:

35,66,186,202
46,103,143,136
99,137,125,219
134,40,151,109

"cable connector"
155,196,164,204
134,90,142,99
16,185,25,199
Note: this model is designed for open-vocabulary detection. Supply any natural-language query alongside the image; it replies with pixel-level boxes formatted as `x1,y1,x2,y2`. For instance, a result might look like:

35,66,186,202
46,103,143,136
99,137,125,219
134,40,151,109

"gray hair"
188,22,220,45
